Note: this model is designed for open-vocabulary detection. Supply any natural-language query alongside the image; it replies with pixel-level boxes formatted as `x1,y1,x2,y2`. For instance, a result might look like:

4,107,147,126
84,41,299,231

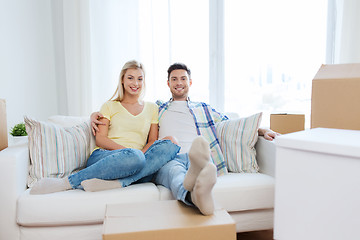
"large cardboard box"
0,99,8,151
270,114,305,134
103,200,236,240
311,64,360,130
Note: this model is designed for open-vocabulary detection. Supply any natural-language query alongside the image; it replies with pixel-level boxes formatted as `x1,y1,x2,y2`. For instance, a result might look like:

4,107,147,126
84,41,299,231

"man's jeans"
68,140,180,188
153,153,193,206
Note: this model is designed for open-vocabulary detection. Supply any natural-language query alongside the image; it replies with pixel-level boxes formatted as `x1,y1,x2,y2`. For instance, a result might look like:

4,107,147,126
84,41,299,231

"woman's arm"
90,112,106,136
95,118,127,150
141,123,159,153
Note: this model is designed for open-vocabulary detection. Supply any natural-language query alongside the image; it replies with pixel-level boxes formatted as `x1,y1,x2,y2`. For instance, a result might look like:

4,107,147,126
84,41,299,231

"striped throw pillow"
216,112,262,173
24,117,91,187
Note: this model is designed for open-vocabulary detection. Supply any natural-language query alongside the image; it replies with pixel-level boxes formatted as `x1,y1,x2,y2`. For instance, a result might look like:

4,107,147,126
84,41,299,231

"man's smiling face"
168,69,192,101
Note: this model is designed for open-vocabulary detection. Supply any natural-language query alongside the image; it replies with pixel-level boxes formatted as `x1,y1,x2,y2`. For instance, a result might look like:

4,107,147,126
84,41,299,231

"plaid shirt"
156,99,228,175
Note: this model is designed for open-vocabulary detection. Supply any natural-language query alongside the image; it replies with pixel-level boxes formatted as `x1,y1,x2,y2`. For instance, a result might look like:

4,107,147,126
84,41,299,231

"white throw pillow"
216,112,262,173
24,117,92,187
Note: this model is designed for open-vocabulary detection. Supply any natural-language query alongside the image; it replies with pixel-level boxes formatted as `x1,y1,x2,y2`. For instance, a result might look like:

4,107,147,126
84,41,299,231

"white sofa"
0,119,276,240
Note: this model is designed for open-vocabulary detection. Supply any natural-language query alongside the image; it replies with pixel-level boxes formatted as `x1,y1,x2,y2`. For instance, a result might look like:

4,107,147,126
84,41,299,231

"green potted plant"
9,122,28,145
10,123,27,136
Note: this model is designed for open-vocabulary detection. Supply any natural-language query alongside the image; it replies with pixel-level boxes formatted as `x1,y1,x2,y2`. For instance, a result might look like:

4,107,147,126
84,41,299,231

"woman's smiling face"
122,68,144,97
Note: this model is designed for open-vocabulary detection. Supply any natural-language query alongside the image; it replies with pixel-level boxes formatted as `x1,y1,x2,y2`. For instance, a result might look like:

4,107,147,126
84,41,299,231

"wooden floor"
237,230,273,240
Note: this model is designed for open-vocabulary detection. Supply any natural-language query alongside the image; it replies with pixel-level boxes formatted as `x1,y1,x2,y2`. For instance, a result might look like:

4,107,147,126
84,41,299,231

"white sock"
190,162,217,215
81,178,122,192
30,177,72,195
183,136,211,191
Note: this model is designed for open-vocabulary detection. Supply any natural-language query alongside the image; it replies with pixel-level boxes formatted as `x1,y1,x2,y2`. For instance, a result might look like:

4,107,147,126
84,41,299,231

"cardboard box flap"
103,200,235,240
314,63,360,80
105,209,233,234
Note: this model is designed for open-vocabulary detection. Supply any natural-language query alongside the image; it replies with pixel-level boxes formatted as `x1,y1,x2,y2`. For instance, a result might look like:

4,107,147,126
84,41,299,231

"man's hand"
258,128,280,141
90,112,105,136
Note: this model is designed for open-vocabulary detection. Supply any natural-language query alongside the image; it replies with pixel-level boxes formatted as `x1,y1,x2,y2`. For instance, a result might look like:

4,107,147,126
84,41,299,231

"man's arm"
209,106,228,123
258,128,280,141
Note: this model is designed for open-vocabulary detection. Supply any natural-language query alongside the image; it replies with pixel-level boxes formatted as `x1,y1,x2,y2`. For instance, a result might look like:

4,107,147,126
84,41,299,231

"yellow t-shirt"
98,101,159,150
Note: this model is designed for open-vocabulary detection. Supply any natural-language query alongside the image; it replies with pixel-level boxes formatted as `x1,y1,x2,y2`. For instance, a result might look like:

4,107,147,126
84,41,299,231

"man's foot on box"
184,136,211,191
191,162,217,215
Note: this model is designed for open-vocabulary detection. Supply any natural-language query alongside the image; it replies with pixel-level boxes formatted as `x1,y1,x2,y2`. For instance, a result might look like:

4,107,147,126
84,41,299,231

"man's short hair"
167,63,191,80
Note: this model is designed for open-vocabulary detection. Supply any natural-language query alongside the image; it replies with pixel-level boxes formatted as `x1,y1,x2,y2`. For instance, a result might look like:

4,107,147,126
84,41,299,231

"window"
223,0,328,127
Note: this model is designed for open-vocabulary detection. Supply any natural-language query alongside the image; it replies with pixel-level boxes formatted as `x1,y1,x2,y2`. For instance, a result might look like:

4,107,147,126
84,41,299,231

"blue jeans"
68,140,180,188
153,153,193,206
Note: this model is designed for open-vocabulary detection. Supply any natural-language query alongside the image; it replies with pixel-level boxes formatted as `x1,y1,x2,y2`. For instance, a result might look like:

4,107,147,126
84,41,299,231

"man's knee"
162,136,179,145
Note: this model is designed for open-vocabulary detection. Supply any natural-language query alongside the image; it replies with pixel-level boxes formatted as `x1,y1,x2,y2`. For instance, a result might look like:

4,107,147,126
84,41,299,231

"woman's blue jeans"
68,140,180,188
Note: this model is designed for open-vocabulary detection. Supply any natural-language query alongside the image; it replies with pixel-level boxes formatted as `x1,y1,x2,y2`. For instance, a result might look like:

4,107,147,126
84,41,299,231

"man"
88,63,278,215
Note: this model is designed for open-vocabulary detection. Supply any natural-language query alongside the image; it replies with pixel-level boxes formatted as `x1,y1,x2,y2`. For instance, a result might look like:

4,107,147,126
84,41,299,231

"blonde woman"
31,60,180,194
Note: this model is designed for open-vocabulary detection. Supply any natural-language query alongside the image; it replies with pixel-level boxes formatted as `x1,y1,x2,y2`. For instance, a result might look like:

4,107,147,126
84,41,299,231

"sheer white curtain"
51,0,92,116
89,0,143,112
88,0,170,111
53,0,209,115
328,0,360,63
52,0,144,116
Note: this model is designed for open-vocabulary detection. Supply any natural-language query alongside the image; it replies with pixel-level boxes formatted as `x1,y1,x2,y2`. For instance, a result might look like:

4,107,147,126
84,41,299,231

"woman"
31,60,180,194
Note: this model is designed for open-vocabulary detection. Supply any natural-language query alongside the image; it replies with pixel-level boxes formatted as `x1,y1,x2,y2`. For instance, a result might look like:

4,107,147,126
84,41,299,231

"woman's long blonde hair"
110,60,146,102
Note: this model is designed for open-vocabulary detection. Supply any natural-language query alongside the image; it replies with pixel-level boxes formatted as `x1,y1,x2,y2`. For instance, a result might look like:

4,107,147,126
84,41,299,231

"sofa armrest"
256,136,276,177
0,141,29,240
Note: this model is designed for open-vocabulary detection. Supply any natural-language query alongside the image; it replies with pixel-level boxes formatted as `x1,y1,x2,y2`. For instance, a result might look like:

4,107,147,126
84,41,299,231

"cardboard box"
0,99,8,151
270,114,305,134
311,64,360,130
103,200,236,240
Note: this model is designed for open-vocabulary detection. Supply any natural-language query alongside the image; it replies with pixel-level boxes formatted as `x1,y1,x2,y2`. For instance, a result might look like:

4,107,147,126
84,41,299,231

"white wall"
0,0,58,132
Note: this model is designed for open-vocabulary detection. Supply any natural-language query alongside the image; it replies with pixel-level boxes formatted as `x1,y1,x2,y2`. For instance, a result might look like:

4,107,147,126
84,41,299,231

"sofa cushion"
17,183,160,226
216,112,262,173
24,117,92,188
156,172,275,212
213,173,274,212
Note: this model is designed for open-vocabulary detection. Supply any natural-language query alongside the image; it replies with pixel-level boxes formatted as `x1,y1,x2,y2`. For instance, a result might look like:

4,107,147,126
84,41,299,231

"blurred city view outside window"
223,0,328,127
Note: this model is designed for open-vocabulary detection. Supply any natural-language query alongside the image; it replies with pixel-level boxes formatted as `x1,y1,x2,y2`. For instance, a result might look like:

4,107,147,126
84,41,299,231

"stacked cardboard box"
270,114,305,134
311,64,360,130
0,99,8,151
